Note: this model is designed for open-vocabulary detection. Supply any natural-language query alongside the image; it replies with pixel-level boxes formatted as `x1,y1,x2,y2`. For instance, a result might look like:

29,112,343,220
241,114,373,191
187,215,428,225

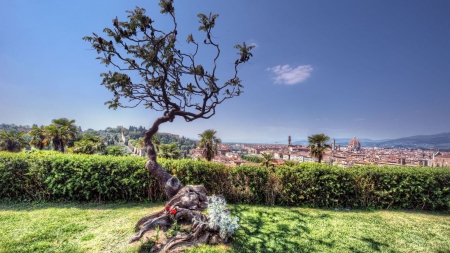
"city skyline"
1,1,449,143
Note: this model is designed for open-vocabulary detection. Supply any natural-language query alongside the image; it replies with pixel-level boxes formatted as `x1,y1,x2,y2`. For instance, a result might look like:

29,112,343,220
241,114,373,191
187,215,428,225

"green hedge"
0,151,155,201
1,151,449,211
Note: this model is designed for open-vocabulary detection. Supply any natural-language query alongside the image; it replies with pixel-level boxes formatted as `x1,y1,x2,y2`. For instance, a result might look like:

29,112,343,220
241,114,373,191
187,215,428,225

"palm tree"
307,133,331,163
158,143,181,159
0,129,28,152
28,125,49,150
284,160,299,167
52,118,78,148
198,129,221,161
45,118,78,152
260,152,275,167
45,124,64,152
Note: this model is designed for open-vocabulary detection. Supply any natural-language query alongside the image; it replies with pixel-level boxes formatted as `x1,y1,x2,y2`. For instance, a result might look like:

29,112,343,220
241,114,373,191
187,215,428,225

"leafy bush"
274,164,358,208
104,145,125,156
240,154,262,163
0,151,160,202
227,165,269,204
159,159,230,196
1,151,449,211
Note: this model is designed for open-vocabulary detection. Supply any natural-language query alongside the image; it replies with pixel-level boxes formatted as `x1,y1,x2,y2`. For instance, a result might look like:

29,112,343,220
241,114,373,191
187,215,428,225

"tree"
284,160,299,167
104,145,125,156
260,152,275,167
45,124,70,153
44,124,63,152
84,0,253,249
307,133,331,163
52,118,78,148
240,154,262,163
28,125,49,150
158,142,181,159
0,130,28,152
103,132,119,145
73,134,106,154
45,118,78,152
198,129,222,161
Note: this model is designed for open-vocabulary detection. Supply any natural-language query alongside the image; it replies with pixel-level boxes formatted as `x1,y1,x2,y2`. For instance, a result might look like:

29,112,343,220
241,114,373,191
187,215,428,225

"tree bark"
130,185,215,248
132,114,228,251
144,114,182,199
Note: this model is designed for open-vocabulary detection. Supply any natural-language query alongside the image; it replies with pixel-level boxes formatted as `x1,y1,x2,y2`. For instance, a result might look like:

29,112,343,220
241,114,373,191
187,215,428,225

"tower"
288,135,291,146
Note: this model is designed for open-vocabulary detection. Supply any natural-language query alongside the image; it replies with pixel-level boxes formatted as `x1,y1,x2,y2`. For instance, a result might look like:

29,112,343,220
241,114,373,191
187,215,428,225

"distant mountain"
293,132,450,150
292,138,391,146
372,132,450,149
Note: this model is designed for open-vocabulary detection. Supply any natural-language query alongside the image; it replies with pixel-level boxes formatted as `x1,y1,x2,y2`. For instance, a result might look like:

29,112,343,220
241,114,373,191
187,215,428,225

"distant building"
431,151,450,167
348,137,361,151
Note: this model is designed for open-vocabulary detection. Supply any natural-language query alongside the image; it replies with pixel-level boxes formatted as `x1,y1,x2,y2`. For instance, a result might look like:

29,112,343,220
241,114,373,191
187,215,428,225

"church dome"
348,137,360,147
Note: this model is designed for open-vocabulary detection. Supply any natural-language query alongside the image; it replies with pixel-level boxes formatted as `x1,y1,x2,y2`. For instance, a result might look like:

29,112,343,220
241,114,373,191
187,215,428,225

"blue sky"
1,0,449,143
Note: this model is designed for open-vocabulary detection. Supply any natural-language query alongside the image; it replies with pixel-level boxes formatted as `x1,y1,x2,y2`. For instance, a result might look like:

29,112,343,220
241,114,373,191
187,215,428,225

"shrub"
273,163,356,208
1,151,449,211
227,165,269,204
104,145,125,156
240,155,262,163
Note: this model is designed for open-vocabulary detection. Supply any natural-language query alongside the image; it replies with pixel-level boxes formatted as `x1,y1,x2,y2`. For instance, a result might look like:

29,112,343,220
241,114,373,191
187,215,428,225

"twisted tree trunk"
144,114,183,199
131,115,226,252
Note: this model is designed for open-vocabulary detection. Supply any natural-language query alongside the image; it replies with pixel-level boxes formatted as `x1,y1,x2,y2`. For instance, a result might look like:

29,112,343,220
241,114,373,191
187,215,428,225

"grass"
0,202,449,253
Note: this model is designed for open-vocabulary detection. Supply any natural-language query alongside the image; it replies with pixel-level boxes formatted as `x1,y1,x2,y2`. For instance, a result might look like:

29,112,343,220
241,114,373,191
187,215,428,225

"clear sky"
1,0,449,143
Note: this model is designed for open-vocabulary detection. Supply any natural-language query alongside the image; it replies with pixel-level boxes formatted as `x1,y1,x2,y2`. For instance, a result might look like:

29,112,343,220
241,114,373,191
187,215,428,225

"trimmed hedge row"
1,151,449,211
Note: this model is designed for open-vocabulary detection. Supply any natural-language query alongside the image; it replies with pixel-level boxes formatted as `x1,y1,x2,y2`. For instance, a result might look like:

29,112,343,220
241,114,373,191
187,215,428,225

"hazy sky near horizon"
1,0,449,143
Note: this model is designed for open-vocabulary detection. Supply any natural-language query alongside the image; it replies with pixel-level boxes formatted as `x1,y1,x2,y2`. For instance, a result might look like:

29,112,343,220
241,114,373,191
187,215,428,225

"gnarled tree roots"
130,185,224,252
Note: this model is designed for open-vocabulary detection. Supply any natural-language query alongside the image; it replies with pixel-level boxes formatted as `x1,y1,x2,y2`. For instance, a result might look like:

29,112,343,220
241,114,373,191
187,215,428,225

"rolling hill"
372,132,450,149
294,132,450,150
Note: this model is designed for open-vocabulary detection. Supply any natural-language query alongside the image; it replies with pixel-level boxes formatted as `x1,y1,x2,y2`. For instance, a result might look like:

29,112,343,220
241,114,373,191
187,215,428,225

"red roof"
348,137,360,147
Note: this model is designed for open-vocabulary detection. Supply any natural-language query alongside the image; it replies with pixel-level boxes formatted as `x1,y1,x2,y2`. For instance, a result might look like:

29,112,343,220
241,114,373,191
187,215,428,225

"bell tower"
288,135,291,146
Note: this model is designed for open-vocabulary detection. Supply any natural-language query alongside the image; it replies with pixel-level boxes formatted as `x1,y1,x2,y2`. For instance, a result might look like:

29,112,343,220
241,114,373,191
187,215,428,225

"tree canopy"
198,129,221,161
104,145,125,156
0,130,27,152
157,142,181,159
307,133,331,163
28,125,49,150
45,118,78,153
73,134,106,154
82,2,254,124
260,152,275,167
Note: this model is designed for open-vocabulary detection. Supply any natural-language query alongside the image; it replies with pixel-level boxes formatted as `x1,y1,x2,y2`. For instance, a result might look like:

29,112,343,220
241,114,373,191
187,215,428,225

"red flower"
171,209,177,215
165,205,170,211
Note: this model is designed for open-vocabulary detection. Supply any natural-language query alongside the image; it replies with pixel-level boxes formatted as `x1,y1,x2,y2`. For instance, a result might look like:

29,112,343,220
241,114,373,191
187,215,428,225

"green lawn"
0,202,449,253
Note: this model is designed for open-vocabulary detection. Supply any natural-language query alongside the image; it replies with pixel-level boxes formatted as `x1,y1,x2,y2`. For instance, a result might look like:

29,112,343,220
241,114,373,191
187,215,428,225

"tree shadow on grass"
348,236,390,253
435,248,450,253
0,201,163,211
361,237,389,251
230,205,335,253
